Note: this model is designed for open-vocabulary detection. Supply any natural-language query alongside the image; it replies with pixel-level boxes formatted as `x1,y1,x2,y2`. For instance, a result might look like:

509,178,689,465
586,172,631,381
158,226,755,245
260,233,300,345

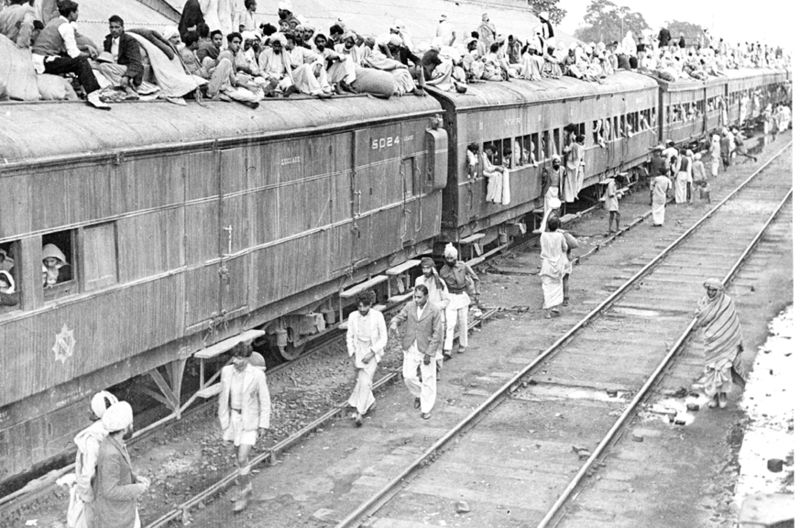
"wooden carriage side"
0,95,446,480
430,72,659,242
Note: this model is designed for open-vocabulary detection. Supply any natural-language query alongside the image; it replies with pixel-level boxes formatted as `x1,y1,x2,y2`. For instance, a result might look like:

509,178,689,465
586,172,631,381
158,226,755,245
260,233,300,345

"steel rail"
333,141,793,528
537,187,792,528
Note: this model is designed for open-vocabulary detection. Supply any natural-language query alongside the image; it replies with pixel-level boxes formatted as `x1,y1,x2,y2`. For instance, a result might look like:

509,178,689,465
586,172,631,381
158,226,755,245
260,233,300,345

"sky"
557,0,794,49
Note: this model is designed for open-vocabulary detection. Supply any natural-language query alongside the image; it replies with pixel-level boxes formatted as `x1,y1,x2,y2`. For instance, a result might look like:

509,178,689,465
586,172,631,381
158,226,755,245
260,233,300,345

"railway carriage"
429,71,659,244
0,95,447,480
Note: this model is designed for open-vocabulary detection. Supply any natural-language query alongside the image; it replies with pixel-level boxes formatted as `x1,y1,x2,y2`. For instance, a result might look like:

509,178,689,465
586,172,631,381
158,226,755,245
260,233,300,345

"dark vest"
32,16,67,56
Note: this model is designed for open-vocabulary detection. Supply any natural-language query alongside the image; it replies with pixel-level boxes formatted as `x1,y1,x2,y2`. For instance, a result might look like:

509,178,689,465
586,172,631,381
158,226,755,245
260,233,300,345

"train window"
501,138,512,169
592,120,599,144
531,133,540,164
612,116,619,139
578,123,586,140
83,222,118,292
552,129,561,158
42,230,77,299
541,130,550,159
0,241,20,312
515,135,532,166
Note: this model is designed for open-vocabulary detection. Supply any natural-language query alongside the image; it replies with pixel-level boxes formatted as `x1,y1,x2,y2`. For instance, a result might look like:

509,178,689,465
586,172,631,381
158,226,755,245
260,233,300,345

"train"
0,65,790,484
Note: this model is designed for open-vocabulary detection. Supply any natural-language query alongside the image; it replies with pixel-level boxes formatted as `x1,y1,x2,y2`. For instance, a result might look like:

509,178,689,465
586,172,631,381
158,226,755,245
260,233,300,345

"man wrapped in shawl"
695,278,746,409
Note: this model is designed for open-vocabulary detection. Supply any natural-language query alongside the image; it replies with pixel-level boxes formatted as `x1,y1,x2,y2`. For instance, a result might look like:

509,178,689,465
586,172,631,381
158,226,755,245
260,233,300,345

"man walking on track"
390,284,443,420
695,278,746,409
415,257,449,375
346,290,387,427
65,390,118,528
93,401,150,528
439,243,476,358
218,342,271,512
650,168,672,227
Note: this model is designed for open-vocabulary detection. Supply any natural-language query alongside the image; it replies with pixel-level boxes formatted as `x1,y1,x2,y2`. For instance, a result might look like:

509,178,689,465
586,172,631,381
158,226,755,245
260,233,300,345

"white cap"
91,390,119,419
102,401,133,433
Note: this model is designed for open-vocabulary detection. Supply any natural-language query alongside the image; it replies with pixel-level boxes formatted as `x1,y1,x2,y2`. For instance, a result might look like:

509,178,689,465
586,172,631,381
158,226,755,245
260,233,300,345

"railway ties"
332,143,792,528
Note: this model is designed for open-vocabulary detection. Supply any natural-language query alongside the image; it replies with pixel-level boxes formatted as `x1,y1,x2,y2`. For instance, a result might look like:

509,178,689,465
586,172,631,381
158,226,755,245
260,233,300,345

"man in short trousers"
218,342,271,512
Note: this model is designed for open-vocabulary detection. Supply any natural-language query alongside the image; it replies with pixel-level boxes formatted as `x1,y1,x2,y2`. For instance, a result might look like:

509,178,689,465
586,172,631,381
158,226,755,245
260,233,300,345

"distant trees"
528,0,567,26
664,20,705,47
574,0,650,44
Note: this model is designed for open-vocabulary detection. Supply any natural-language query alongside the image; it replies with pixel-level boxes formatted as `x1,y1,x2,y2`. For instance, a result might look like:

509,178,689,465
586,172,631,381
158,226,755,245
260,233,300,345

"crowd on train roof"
0,0,792,106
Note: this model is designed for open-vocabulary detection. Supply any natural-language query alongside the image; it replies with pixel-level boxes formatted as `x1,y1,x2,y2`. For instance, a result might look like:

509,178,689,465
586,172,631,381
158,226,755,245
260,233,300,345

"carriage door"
217,148,250,322
351,130,371,270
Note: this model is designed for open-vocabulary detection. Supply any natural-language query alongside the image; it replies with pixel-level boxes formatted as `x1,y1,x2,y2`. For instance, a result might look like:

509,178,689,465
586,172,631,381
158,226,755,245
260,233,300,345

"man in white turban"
65,390,118,528
439,243,478,357
93,401,150,528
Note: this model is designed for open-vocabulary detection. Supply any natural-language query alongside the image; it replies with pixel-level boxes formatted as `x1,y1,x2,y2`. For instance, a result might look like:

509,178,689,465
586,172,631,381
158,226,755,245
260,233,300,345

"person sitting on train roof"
294,21,315,48
277,0,301,33
93,15,143,98
541,44,562,78
178,0,204,42
480,42,505,81
284,32,333,97
196,26,220,63
178,30,203,76
361,36,419,96
460,38,485,81
518,42,543,80
0,0,36,48
42,243,72,288
312,32,356,94
328,23,344,45
386,34,426,95
30,1,107,108
390,19,413,51
335,31,365,67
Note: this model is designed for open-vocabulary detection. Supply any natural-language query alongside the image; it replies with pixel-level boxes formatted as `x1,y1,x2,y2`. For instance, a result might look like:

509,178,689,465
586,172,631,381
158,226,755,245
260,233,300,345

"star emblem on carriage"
52,324,76,364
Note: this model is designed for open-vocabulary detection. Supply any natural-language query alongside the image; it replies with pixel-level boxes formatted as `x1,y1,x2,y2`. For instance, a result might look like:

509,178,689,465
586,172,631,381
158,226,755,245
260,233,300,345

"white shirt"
110,36,120,61
32,17,81,74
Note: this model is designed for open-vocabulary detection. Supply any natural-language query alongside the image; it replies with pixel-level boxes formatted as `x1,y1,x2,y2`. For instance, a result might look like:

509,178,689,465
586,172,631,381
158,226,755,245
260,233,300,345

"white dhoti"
402,343,436,413
710,155,720,177
444,291,470,352
540,274,563,309
675,172,690,203
347,338,378,415
327,57,357,85
652,199,666,225
542,186,561,230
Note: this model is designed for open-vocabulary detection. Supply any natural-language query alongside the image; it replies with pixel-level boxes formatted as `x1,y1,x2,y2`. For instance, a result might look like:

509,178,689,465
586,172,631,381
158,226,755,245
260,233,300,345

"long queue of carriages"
0,60,790,483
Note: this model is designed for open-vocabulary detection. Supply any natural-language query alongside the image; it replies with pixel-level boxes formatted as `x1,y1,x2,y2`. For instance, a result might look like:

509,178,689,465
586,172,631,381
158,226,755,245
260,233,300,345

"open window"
541,130,551,161
515,135,532,166
0,240,20,312
552,128,561,159
501,138,512,169
42,230,77,300
531,132,540,165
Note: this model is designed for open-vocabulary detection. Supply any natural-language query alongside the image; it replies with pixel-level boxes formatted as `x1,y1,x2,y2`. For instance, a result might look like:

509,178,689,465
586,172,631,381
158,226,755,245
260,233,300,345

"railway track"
331,142,792,528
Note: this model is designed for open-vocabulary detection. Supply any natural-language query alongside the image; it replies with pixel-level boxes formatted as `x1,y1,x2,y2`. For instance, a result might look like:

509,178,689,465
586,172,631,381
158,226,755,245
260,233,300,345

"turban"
250,352,266,370
91,390,119,419
343,30,357,41
241,31,258,42
443,243,458,259
703,278,724,290
162,26,180,41
539,11,549,21
102,401,133,433
420,257,435,268
269,32,287,45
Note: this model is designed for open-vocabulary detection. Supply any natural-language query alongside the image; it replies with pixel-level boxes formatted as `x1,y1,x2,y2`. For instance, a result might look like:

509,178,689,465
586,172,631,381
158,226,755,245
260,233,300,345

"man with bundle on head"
93,401,150,528
345,290,387,427
218,342,271,512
